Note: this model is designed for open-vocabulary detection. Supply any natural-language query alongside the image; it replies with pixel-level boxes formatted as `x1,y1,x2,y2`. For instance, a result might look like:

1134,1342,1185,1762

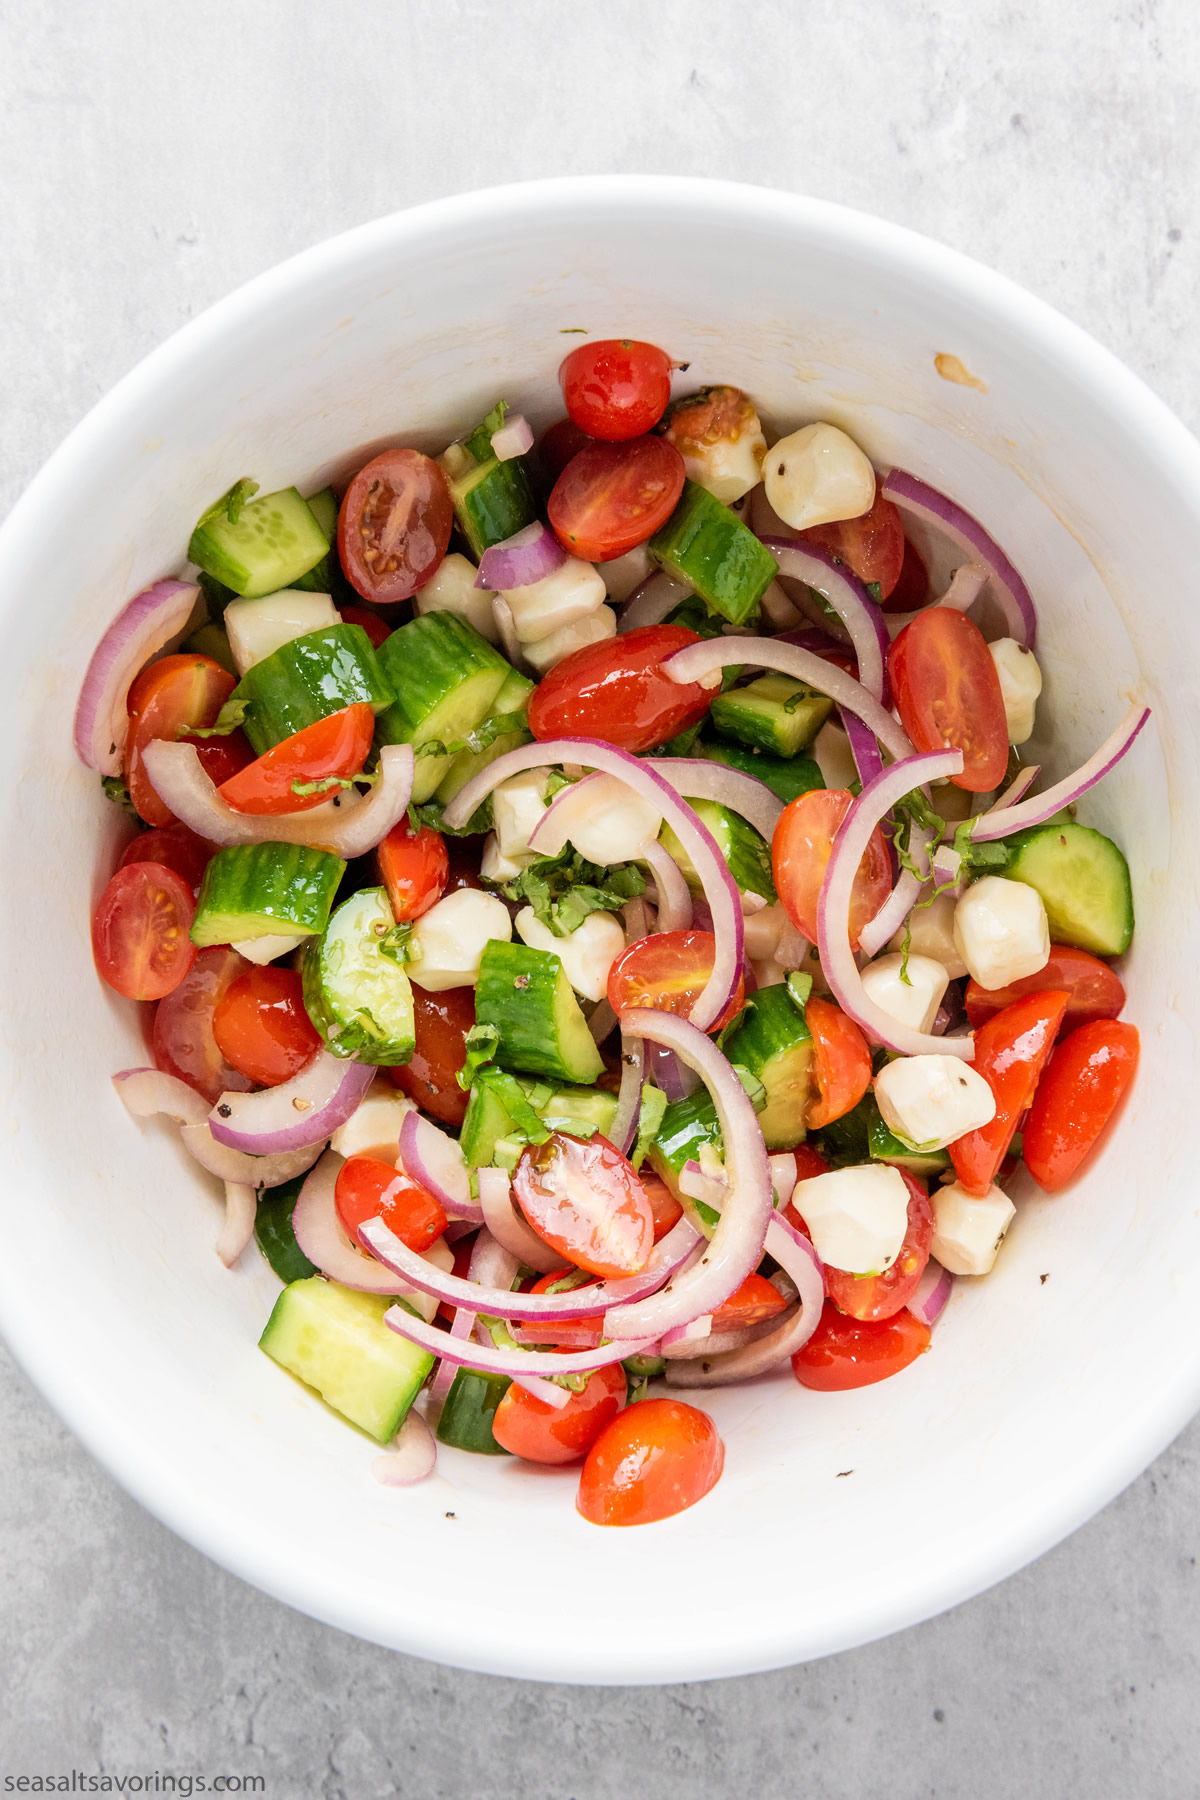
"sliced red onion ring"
141,740,415,855
609,1036,645,1157
618,569,693,632
216,1182,257,1268
661,1314,713,1350
642,840,694,932
427,1305,476,1415
857,818,933,959
768,1152,798,1200
969,705,1150,842
477,1165,560,1274
760,580,805,630
662,638,914,765
290,1151,443,1313
113,1067,210,1129
650,1045,698,1103
660,1310,789,1359
358,1212,701,1323
881,470,1037,646
603,1010,773,1341
645,758,783,841
427,1224,510,1415
883,563,990,638
760,539,889,704
179,1123,324,1189
490,414,534,462
988,764,1041,812
74,579,199,775
209,1051,374,1154
443,739,743,1032
385,1307,655,1377
373,1410,438,1485
930,843,964,896
818,749,976,1059
910,1257,953,1328
398,1110,482,1224
476,521,566,591
679,1158,728,1213
839,706,885,790
665,1214,824,1386
529,770,661,862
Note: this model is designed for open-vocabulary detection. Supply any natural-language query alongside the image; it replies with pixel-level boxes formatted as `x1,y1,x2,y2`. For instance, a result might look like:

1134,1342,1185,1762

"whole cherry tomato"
792,1301,931,1390
805,997,873,1130
889,607,1009,793
493,1362,627,1465
559,339,673,441
377,816,448,921
337,448,453,604
527,624,712,753
1022,1019,1139,1192
577,1398,724,1526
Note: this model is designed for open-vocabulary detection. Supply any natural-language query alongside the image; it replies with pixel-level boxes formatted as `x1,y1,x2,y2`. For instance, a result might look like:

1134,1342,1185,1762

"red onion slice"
760,539,889,704
839,707,885,790
216,1181,258,1269
113,1067,210,1129
645,758,783,841
768,1152,798,1200
603,1010,773,1341
665,1215,824,1386
374,1409,438,1485
857,814,933,960
883,562,990,637
476,521,566,591
660,1311,789,1359
74,579,199,775
477,1165,561,1273
969,705,1150,842
384,1307,655,1378
398,1111,482,1224
209,1051,374,1154
490,414,534,462
988,764,1041,812
910,1257,953,1328
427,1306,476,1415
141,740,415,855
662,638,914,765
443,738,744,1032
178,1123,324,1190
818,749,977,1059
617,569,693,632
609,1035,645,1157
880,470,1037,646
642,840,694,932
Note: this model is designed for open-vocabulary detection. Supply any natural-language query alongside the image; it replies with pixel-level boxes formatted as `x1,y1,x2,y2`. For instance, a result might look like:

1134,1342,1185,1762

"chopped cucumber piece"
375,611,512,804
301,886,416,1065
189,486,331,599
459,1075,617,1168
447,403,537,559
711,672,833,757
259,1277,433,1443
435,666,535,804
474,940,604,1085
436,1368,511,1454
868,1107,951,1176
649,479,777,626
1000,821,1134,957
659,797,776,903
255,1177,318,1284
648,1088,722,1205
231,623,393,755
191,842,345,947
303,486,338,541
699,740,824,805
182,621,237,676
540,1084,618,1139
720,985,814,1150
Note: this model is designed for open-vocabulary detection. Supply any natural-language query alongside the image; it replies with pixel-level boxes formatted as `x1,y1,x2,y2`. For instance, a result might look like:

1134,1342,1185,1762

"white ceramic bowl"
0,177,1195,1685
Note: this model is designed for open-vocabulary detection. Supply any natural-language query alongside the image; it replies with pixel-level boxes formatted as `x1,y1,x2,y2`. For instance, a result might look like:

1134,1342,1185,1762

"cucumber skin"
460,1080,517,1169
648,1089,722,1198
474,941,604,1086
710,675,833,758
1001,821,1135,957
189,486,331,600
459,1076,615,1167
259,1278,433,1443
435,668,535,804
254,1178,318,1283
868,1111,950,1175
191,842,346,947
436,1368,512,1454
232,623,394,756
720,984,813,1151
649,480,777,625
374,611,512,805
301,886,416,1065
700,740,824,806
451,457,536,560
660,798,777,903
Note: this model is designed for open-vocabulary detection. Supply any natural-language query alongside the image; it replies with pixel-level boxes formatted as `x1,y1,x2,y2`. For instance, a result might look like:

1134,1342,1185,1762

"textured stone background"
3,3,1199,1794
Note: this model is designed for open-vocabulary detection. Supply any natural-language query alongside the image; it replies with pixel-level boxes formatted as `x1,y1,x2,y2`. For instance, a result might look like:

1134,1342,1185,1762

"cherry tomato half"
772,788,891,949
965,946,1125,1040
607,930,744,1033
560,339,673,442
792,1301,931,1391
211,965,322,1087
513,1131,654,1279
548,436,685,562
805,996,873,1130
517,1270,605,1350
825,1171,933,1321
152,946,255,1103
949,989,1068,1196
387,982,476,1128
643,1170,683,1241
797,493,907,600
710,1272,790,1333
217,703,375,815
334,1154,448,1253
92,862,197,1002
118,824,216,893
889,607,1009,793
337,448,453,604
881,536,930,614
126,654,246,827
493,1362,627,1466
528,624,712,754
1022,1019,1140,1193
577,1397,724,1526
377,816,448,922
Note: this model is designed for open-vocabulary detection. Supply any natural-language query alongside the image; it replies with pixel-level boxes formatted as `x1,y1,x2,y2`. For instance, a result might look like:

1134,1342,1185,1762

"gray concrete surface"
3,1,1200,1793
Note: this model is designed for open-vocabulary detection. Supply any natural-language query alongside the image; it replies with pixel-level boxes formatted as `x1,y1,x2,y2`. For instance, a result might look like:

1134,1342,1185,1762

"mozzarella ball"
415,552,501,644
224,589,342,677
860,952,950,1037
953,876,1050,990
931,1181,1016,1276
492,770,549,865
503,557,607,642
563,774,663,865
330,1082,416,1162
230,932,307,965
874,1054,997,1150
596,544,654,604
888,889,967,980
988,639,1043,747
763,422,876,532
790,1163,911,1274
522,605,616,674
408,889,512,991
515,906,626,1003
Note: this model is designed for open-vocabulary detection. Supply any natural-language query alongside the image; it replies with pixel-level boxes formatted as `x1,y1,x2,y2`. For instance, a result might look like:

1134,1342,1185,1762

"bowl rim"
4,173,1200,1682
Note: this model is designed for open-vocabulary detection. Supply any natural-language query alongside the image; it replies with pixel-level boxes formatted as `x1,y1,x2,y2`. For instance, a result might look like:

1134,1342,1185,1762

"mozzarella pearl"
224,589,342,677
414,552,501,644
988,638,1043,747
515,907,626,1003
930,1181,1016,1276
790,1163,911,1275
491,771,549,866
561,774,662,865
407,889,512,991
874,1054,997,1151
522,605,616,674
860,953,950,1036
502,557,607,642
763,422,876,532
953,876,1050,990
330,1083,416,1162
888,888,967,980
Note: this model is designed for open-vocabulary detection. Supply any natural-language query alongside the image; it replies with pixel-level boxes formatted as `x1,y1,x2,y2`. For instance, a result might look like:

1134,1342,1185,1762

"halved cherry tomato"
560,339,673,441
118,824,216,893
377,816,448,921
643,1170,683,1241
517,1270,605,1349
805,996,872,1129
217,703,375,815
1022,1019,1140,1192
797,493,907,599
965,947,1125,1040
92,862,197,1001
210,965,322,1087
577,1397,724,1526
337,448,453,605
889,607,1009,793
125,654,248,827
338,603,393,649
950,989,1069,1196
334,1154,448,1252
825,1171,933,1321
710,1272,789,1333
513,1131,654,1279
152,946,254,1102
607,929,744,1034
493,1361,627,1465
528,623,712,753
772,788,891,948
387,982,475,1128
548,436,685,562
539,416,596,486
881,536,930,614
792,1301,931,1390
